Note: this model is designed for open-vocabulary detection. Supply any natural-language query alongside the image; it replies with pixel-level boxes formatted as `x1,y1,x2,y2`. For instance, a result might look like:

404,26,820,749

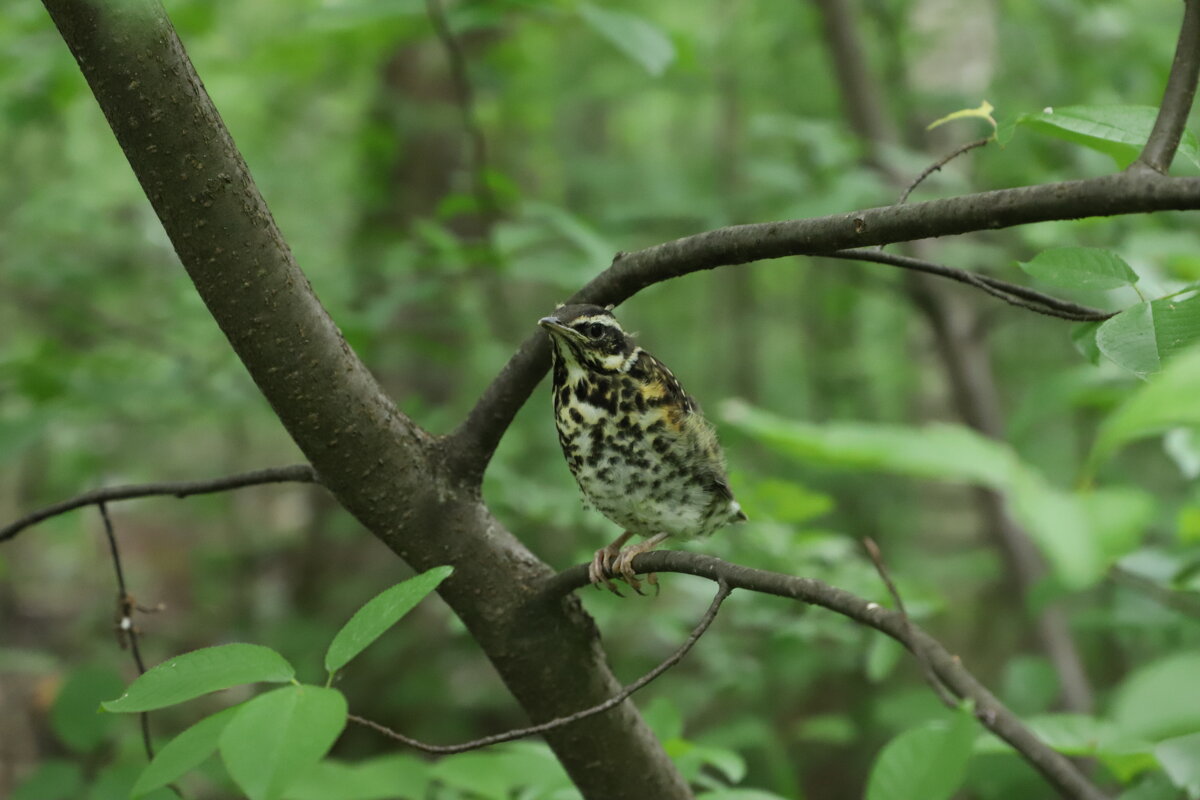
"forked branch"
542,552,1109,800
1138,0,1200,172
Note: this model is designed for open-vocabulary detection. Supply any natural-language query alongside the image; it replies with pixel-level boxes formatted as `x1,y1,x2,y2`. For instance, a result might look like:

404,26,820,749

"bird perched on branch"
539,304,746,594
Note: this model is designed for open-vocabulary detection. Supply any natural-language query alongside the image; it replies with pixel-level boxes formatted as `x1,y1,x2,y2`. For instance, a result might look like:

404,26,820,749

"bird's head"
538,304,638,374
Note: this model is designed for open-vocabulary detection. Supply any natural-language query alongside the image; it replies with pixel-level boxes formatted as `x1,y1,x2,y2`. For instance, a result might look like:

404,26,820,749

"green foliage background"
2,0,1200,798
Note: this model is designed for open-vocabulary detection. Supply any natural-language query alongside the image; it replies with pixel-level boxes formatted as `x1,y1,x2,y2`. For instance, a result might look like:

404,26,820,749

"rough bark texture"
41,1,689,797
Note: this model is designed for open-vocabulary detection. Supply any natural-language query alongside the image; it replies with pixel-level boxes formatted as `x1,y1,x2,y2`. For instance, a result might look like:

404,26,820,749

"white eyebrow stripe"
569,315,623,331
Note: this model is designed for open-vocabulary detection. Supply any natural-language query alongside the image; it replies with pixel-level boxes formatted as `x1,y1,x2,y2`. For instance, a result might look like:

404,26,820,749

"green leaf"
219,685,347,800
12,760,84,800
866,710,976,800
132,705,241,798
722,402,1108,588
1020,247,1139,290
697,792,793,800
1096,295,1200,377
1012,105,1200,168
927,100,996,133
686,744,747,784
1097,301,1159,376
1090,346,1200,470
282,754,431,800
1119,772,1190,800
973,714,1151,757
794,714,857,745
865,632,904,683
104,644,294,713
87,764,172,800
51,665,124,752
1112,652,1200,741
643,695,685,741
1156,732,1200,799
1071,321,1103,365
429,753,526,800
578,4,675,77
325,565,452,674
1083,487,1155,562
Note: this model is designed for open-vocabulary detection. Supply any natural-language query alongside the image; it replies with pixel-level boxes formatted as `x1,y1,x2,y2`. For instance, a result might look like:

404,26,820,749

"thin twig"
350,581,733,755
99,503,155,761
862,538,958,708
541,552,1109,800
0,465,318,543
1137,0,1200,173
830,249,1114,322
898,137,991,204
425,0,499,221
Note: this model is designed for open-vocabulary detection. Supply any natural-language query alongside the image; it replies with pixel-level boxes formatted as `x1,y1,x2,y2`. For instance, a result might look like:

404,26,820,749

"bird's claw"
589,533,666,596
613,550,645,594
589,545,624,596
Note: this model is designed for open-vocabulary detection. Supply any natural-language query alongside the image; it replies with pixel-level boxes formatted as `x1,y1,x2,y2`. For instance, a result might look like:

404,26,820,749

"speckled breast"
551,369,721,539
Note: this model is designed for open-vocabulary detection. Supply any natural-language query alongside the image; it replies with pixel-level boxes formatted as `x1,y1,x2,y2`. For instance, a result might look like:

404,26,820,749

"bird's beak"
538,317,575,337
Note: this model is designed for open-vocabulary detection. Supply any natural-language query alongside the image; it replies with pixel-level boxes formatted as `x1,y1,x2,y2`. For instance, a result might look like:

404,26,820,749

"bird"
538,303,746,594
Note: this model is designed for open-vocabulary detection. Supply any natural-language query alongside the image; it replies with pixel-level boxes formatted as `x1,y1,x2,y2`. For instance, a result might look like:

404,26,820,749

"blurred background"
2,0,1200,798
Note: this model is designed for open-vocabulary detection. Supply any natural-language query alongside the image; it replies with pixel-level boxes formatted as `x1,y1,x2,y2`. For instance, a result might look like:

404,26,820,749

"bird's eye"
587,323,605,339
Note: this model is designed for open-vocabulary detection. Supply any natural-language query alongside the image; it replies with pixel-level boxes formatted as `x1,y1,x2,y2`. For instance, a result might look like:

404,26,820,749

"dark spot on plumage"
568,407,583,424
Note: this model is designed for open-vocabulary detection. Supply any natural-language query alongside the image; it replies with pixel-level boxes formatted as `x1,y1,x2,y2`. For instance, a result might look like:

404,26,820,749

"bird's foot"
603,533,670,596
589,542,626,596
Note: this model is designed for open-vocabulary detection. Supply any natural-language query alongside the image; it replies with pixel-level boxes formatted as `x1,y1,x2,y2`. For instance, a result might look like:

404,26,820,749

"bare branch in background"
98,503,156,761
898,137,992,204
1110,565,1200,619
0,465,319,543
425,0,499,222
862,538,958,708
1137,0,1200,172
829,249,1113,321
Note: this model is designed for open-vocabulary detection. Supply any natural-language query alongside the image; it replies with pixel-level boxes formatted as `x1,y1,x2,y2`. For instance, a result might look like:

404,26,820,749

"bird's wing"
638,353,743,511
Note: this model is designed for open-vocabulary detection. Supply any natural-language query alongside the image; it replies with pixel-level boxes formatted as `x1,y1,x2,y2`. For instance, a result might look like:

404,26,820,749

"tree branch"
43,3,691,794
0,465,319,543
449,169,1194,478
829,249,1113,321
542,552,1110,800
1137,0,1200,173
350,581,732,755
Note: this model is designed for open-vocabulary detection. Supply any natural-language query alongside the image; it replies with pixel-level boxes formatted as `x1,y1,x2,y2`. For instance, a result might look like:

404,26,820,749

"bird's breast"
551,373,724,538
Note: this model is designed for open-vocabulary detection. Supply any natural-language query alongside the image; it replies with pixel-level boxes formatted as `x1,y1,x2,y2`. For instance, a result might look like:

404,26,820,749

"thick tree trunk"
41,1,689,796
